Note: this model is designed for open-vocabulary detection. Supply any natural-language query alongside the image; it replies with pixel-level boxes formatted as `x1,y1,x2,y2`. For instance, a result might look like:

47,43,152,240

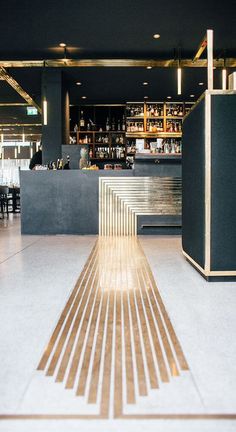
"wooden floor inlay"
37,237,189,418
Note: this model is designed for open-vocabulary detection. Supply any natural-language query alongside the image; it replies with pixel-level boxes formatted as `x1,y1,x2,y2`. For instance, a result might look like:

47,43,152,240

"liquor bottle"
74,124,78,132
89,148,93,158
63,155,70,170
117,119,121,131
111,118,115,131
122,115,126,131
106,117,110,131
80,111,85,130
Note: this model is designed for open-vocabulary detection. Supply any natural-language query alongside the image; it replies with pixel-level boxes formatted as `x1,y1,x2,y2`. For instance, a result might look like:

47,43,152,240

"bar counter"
20,154,182,235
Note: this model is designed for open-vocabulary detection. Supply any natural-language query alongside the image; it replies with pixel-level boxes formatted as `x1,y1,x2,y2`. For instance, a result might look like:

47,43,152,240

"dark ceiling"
0,0,236,132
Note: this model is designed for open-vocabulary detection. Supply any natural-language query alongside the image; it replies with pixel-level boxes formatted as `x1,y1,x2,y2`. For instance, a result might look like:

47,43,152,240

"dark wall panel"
182,98,205,268
211,94,236,270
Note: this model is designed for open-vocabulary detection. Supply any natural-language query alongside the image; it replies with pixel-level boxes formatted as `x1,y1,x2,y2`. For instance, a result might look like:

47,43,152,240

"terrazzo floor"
0,215,236,432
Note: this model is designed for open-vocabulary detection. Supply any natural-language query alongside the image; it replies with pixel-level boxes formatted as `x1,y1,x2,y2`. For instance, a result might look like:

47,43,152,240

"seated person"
29,144,42,170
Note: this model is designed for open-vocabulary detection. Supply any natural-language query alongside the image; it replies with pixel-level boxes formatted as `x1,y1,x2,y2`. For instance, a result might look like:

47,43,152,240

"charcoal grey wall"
41,70,65,164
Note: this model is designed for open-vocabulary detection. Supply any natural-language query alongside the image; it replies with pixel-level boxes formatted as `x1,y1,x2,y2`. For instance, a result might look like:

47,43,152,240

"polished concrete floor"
0,215,236,431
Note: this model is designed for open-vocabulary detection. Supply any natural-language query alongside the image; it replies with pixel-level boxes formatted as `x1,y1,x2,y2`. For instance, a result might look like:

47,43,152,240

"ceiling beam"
193,34,208,61
0,67,42,113
0,58,236,68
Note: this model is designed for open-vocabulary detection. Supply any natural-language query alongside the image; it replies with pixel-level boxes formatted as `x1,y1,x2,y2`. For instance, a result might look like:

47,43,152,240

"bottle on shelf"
117,119,121,131
63,155,70,170
111,118,115,131
80,111,85,130
122,115,126,131
106,117,110,131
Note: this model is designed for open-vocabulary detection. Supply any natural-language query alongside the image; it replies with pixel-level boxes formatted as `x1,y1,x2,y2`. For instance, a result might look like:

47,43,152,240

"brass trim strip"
0,67,41,113
123,290,136,404
192,33,207,61
87,292,109,404
100,290,114,418
65,263,99,389
76,288,102,396
205,91,211,273
137,265,169,383
183,250,236,276
1,414,236,420
141,243,189,371
1,58,236,68
48,251,98,379
37,242,98,371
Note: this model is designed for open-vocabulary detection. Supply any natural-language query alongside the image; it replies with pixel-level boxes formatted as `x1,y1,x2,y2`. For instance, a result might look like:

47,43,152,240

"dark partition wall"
211,95,236,270
182,98,205,269
182,91,236,280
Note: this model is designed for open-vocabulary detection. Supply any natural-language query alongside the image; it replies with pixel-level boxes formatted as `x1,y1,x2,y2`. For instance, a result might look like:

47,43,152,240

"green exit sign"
27,107,38,115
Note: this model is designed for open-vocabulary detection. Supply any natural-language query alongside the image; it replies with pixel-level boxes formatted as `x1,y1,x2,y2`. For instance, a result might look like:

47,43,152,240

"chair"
0,185,10,218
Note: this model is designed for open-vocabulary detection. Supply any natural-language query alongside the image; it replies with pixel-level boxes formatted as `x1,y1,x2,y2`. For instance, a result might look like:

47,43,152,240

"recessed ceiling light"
81,96,87,99
59,43,66,47
143,82,148,85
190,94,195,98
144,96,149,99
153,34,160,39
76,82,82,86
146,66,152,70
198,82,204,86
167,96,172,99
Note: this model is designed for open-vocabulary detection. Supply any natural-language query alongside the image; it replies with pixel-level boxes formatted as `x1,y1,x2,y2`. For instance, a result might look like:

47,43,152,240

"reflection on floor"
37,238,189,418
1,216,236,432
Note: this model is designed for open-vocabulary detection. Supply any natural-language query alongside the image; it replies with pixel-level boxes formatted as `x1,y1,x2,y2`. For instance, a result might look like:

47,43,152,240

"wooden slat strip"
114,290,122,417
49,252,98,379
123,290,135,404
100,290,114,418
76,288,102,396
129,289,148,396
65,266,99,389
87,292,109,404
140,243,189,371
140,263,180,377
37,242,98,371
136,265,169,383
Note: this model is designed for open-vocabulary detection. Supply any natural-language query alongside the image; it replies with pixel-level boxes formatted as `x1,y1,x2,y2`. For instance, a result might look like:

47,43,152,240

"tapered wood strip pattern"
76,288,102,396
37,242,98,370
129,288,148,396
100,291,114,418
87,292,109,404
136,266,169,383
123,290,135,404
140,263,180,377
140,245,189,371
114,291,122,418
49,253,99,379
65,267,99,389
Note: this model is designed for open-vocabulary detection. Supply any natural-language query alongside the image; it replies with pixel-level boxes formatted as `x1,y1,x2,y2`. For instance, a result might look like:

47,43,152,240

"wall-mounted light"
14,147,17,159
177,66,182,95
30,146,33,158
43,99,48,125
222,68,227,90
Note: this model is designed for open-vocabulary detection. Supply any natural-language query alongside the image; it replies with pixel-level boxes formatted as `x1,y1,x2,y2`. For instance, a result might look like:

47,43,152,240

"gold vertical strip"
87,292,109,404
100,290,114,418
123,290,135,404
64,265,99,388
205,92,211,273
114,290,122,417
37,242,98,371
53,253,98,381
76,288,102,396
141,265,180,377
129,289,148,396
140,245,189,371
136,265,169,382
207,30,214,91
134,283,159,388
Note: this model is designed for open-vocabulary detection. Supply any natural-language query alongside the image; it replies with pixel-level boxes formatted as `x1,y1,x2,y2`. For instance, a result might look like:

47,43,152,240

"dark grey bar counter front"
20,155,182,235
